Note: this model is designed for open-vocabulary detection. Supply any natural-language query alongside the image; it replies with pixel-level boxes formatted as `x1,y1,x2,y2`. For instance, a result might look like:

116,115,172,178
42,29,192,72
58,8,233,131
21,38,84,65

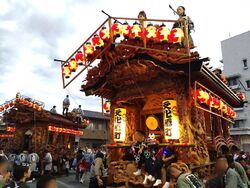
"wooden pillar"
215,116,223,136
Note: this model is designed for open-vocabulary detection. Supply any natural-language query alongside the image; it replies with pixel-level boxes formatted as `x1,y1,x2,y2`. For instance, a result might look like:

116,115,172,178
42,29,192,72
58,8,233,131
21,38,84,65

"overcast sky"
0,0,250,113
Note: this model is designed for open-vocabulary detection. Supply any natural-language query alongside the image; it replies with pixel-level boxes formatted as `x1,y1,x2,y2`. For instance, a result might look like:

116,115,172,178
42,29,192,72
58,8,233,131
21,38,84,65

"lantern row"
6,127,16,132
195,89,236,119
0,98,43,112
0,134,14,138
48,126,83,136
63,21,185,79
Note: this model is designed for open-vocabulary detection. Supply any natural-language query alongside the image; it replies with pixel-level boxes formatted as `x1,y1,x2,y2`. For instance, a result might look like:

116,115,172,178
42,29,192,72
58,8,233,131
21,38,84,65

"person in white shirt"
0,150,8,161
18,151,28,164
43,150,52,175
28,152,39,173
50,106,57,114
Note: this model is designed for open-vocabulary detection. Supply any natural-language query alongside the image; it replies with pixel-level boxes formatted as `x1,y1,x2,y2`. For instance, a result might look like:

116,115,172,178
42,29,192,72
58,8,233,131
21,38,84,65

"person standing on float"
172,6,194,46
62,95,70,116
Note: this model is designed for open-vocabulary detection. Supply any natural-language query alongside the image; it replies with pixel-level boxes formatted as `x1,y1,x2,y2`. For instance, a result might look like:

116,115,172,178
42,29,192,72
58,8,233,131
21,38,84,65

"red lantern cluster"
63,21,186,79
6,127,16,132
0,134,14,138
0,96,43,113
196,89,236,118
103,100,111,113
48,125,83,135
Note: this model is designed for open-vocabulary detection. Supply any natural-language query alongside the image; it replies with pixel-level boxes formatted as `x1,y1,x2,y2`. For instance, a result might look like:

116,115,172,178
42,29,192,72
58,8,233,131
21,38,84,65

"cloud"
0,0,250,114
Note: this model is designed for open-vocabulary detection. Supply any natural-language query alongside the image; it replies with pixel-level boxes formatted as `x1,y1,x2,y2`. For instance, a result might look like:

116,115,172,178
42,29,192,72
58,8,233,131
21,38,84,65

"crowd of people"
0,147,108,188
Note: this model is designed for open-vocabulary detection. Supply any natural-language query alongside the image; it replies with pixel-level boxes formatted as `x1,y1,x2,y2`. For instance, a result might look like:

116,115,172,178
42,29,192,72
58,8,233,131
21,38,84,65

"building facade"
221,31,250,151
76,110,110,148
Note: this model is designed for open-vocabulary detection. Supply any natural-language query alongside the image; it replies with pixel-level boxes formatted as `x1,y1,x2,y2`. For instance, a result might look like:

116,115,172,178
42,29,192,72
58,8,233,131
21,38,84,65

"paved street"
29,174,90,188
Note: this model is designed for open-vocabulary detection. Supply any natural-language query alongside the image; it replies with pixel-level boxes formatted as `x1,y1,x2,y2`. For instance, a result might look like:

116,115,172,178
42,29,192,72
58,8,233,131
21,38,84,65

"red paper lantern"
168,28,184,43
156,23,170,42
131,22,142,39
28,102,33,108
68,58,78,72
84,42,94,55
4,103,10,109
111,20,122,37
23,100,29,106
62,65,71,79
237,92,247,102
92,34,104,48
122,21,131,39
9,100,15,107
103,100,111,113
211,97,220,109
37,106,42,111
75,51,85,66
99,26,110,41
144,23,157,40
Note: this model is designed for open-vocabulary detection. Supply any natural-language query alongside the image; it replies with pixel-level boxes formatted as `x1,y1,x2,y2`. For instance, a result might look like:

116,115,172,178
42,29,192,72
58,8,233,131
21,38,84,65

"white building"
221,31,250,151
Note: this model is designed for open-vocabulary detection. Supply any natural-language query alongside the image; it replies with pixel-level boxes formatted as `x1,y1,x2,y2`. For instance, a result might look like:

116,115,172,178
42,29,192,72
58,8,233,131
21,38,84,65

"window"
246,80,250,88
86,123,94,130
232,120,244,128
98,124,103,130
243,59,248,68
228,77,238,86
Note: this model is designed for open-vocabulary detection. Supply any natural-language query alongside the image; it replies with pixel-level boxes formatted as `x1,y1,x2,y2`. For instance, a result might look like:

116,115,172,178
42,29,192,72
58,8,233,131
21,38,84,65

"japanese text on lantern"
114,108,126,142
163,99,180,140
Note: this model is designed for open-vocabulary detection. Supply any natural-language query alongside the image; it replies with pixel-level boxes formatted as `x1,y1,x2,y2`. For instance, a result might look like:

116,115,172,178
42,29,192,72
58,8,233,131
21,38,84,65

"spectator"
238,157,250,180
4,163,31,188
62,155,70,176
8,151,17,168
165,164,204,188
43,149,52,175
75,105,84,124
80,148,94,183
216,156,246,188
75,150,83,181
62,95,70,116
89,152,105,188
18,151,28,164
50,106,57,114
0,156,8,187
0,150,8,161
37,175,57,188
226,154,249,186
27,151,39,180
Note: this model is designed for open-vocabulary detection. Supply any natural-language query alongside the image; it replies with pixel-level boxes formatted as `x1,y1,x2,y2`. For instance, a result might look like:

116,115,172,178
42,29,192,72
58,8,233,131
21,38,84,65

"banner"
114,108,126,142
163,99,180,140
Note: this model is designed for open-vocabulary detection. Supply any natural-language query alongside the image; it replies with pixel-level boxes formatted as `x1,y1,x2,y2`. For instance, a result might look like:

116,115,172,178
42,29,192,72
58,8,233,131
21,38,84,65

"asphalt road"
29,174,90,188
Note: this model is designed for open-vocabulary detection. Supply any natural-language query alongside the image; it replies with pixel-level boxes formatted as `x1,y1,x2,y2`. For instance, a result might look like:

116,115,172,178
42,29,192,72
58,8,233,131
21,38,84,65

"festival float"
59,10,245,187
0,93,89,159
